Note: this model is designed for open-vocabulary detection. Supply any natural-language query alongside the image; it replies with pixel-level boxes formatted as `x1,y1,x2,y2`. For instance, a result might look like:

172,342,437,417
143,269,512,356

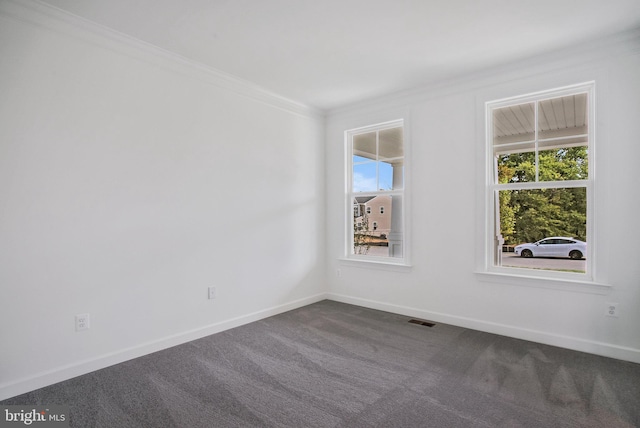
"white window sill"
475,271,612,294
339,257,413,272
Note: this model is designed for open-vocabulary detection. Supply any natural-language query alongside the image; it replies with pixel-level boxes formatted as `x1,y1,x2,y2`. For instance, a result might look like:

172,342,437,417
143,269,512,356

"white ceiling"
39,0,640,111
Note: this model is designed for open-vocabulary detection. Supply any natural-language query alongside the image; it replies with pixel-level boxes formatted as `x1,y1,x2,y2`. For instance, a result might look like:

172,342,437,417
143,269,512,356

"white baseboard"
0,293,327,401
5,291,637,401
327,293,640,364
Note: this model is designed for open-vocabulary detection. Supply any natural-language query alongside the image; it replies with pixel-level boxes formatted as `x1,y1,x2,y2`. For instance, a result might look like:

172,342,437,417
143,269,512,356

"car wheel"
521,249,533,258
569,250,583,260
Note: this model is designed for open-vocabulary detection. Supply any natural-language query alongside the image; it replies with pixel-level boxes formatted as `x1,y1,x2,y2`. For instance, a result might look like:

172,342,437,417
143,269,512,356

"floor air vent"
408,319,436,327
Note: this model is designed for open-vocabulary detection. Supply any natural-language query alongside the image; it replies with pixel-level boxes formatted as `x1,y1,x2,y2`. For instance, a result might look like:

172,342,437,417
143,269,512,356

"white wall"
1,0,638,404
0,1,325,400
326,31,640,364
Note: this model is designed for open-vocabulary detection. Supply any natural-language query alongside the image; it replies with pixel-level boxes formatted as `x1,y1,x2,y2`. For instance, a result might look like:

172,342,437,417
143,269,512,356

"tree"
497,147,587,245
354,211,372,254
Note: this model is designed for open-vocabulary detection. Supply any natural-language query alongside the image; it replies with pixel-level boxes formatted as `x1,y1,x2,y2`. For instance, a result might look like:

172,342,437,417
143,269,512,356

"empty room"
1,0,639,426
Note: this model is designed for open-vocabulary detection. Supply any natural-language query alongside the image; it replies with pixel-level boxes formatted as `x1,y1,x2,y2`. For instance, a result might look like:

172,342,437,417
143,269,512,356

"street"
501,252,586,272
358,247,586,273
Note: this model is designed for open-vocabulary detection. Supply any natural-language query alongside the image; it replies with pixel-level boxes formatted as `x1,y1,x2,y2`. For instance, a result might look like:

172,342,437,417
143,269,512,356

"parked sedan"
514,237,586,259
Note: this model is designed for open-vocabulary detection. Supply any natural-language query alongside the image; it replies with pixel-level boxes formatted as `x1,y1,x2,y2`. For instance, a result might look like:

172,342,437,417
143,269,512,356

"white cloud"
353,172,376,192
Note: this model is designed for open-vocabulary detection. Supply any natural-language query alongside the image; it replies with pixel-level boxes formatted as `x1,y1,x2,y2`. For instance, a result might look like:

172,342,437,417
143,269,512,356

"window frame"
484,82,595,282
345,119,409,266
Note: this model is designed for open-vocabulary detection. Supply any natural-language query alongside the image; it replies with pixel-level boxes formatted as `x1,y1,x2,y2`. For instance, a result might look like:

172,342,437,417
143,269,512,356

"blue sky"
353,156,393,192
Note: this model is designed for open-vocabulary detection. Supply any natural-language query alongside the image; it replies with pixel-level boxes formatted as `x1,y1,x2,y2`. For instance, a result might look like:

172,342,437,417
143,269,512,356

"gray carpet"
2,300,639,427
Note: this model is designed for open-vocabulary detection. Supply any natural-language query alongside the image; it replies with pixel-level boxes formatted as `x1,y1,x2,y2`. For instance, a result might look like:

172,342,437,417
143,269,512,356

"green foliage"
497,147,587,245
498,147,588,183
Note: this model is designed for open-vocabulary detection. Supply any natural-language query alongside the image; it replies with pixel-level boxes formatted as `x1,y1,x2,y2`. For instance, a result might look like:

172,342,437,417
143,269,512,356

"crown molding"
327,27,640,118
0,0,324,119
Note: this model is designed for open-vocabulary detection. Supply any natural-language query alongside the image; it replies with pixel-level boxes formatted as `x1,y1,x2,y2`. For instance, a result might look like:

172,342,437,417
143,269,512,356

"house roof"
354,196,376,204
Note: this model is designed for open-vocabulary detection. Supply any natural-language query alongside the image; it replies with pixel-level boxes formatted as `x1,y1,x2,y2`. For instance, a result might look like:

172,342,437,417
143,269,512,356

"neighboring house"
353,195,392,238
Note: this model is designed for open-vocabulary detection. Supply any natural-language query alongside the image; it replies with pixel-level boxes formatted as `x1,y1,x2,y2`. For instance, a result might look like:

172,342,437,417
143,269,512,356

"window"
486,83,593,278
347,120,405,261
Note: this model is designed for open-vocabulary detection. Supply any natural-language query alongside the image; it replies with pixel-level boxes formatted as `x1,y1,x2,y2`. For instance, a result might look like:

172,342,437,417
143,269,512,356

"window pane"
353,131,377,160
493,102,535,148
538,146,588,181
538,93,588,140
353,160,377,192
378,126,403,191
497,152,535,183
498,187,586,273
352,195,401,257
378,161,393,190
378,127,403,159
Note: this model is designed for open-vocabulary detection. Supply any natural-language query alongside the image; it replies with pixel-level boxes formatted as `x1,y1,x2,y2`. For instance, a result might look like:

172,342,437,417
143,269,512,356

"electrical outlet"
75,313,90,331
605,303,619,318
208,286,217,300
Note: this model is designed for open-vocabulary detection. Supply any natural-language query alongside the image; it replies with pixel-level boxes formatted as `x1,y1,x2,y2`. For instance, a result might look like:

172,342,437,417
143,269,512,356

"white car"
514,237,586,260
